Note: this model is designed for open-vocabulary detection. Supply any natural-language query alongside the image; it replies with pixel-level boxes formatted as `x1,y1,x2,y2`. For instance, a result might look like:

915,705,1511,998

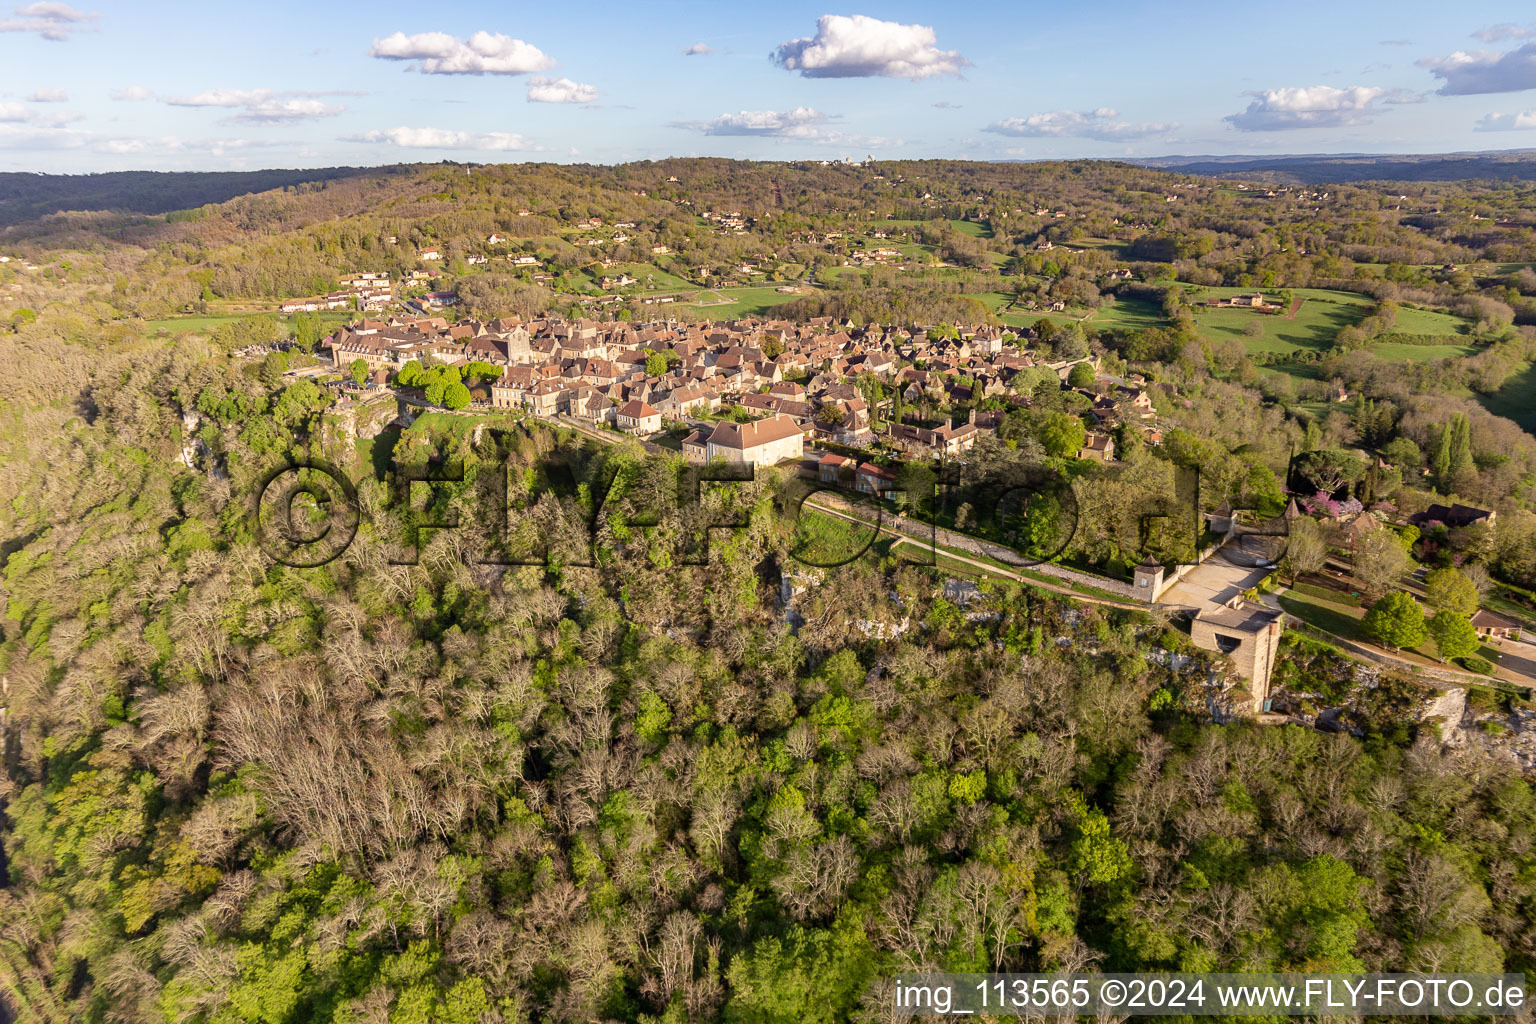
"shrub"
1466,685,1499,712
1458,656,1495,675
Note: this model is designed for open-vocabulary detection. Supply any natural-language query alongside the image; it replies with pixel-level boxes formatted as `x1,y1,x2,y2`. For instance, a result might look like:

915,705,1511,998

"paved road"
802,495,1149,610
1486,636,1536,682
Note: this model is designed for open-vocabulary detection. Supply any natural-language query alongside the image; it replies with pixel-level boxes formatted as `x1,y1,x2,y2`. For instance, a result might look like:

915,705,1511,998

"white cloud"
683,42,711,56
526,76,596,104
771,14,968,80
92,136,290,156
345,126,535,150
675,107,830,137
1472,24,1533,43
369,30,554,75
1419,43,1536,95
0,122,88,149
672,107,891,147
111,84,151,101
27,86,67,102
985,108,1175,141
1475,109,1536,130
93,137,160,154
0,2,97,41
1225,85,1388,130
0,99,81,125
163,88,348,125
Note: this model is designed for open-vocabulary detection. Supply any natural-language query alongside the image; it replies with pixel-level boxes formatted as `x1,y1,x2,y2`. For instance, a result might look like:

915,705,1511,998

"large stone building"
1191,596,1286,712
702,413,804,466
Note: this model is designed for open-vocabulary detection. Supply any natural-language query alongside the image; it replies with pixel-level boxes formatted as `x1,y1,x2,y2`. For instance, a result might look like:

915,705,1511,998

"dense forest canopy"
0,167,391,229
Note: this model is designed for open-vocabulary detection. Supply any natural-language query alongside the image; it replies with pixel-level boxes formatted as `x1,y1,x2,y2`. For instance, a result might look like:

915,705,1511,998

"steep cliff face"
1425,685,1536,771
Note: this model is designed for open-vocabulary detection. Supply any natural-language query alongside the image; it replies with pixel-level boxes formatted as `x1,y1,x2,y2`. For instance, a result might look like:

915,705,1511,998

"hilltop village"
320,312,1144,464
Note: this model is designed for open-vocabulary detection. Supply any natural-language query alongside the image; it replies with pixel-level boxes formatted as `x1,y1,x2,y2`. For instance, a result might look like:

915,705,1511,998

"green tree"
443,381,471,410
1424,567,1479,618
1381,436,1421,473
1067,362,1095,389
895,461,937,514
349,359,369,387
1037,412,1086,459
1361,591,1428,651
1427,610,1480,662
272,379,328,431
292,311,323,350
645,352,669,376
259,349,289,387
1434,413,1476,494
1295,448,1366,495
1053,322,1088,361
1071,805,1132,886
464,360,499,383
397,359,424,387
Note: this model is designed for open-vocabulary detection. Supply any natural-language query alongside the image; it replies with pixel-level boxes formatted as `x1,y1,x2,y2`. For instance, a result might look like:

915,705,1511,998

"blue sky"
4,0,1536,171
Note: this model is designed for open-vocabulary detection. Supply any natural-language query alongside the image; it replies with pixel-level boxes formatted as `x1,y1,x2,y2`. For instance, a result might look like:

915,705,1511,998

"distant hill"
1134,150,1536,185
0,166,386,227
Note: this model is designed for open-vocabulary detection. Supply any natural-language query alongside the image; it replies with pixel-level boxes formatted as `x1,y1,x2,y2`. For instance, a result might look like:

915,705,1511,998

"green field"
1191,287,1371,357
816,266,861,285
1188,288,1475,367
1370,340,1479,362
1089,296,1167,331
600,262,697,291
1391,304,1474,336
981,292,1164,332
973,291,1022,316
892,242,936,262
403,411,520,438
1480,361,1536,434
997,306,1090,329
1066,237,1132,257
671,285,807,318
948,219,992,238
404,412,480,435
791,508,884,566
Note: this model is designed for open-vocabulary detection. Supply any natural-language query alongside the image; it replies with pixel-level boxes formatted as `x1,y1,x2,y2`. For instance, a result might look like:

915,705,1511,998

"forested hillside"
0,168,385,229
3,158,1536,1022
1,322,1534,1023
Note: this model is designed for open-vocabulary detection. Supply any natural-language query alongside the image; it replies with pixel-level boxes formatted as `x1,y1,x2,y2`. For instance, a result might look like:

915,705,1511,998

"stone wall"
1024,561,1139,600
